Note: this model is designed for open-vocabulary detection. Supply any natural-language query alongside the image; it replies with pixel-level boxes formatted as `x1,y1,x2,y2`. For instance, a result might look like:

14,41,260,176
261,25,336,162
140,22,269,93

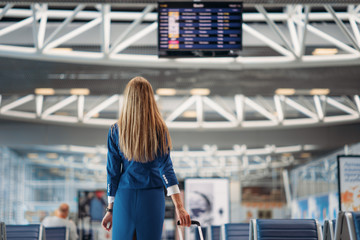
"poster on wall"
185,178,229,239
291,192,338,224
292,198,309,219
309,195,329,223
328,192,339,219
338,155,360,211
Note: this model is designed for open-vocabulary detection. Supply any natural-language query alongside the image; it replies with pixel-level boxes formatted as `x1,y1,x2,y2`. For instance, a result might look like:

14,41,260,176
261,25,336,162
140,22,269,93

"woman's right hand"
175,206,191,227
101,212,113,232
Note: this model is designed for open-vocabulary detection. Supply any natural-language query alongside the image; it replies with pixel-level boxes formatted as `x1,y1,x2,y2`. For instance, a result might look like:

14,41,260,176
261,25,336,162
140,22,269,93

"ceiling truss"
0,94,359,129
0,4,360,68
19,143,314,181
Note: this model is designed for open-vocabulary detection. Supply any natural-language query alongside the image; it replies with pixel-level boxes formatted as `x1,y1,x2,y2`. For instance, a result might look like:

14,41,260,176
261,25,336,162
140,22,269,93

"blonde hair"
117,76,172,162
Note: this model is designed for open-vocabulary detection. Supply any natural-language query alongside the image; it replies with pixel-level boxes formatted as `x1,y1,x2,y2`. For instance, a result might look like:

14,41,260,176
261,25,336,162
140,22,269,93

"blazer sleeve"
158,149,179,188
106,125,122,197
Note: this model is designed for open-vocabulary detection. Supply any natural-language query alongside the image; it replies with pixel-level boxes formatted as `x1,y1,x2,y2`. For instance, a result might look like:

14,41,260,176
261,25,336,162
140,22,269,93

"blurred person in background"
42,203,78,240
101,77,191,240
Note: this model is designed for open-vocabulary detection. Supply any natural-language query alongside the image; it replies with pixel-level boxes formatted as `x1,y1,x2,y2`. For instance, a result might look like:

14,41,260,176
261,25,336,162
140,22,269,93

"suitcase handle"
177,220,200,226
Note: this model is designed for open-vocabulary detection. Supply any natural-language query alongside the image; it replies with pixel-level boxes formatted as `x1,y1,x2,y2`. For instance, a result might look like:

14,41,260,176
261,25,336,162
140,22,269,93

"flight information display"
158,2,242,57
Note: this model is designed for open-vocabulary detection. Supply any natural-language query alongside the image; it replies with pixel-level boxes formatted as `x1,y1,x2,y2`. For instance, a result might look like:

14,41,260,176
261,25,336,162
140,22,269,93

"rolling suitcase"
177,220,204,240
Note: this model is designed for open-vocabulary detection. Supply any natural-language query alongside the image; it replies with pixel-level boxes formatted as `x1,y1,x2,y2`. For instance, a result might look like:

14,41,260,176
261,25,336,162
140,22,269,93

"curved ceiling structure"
0,3,360,68
0,94,359,129
13,143,317,181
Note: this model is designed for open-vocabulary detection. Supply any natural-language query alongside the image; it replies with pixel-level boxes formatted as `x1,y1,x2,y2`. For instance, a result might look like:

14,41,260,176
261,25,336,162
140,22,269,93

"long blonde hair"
117,76,172,162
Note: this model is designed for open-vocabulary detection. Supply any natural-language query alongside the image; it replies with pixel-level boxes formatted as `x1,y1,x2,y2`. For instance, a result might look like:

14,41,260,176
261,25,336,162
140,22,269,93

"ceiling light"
51,48,73,52
35,88,55,95
190,88,210,96
300,152,311,158
70,88,90,95
156,88,176,96
275,88,296,95
309,88,330,95
312,48,338,56
85,153,96,158
182,110,197,118
27,153,38,159
54,112,69,116
46,153,58,159
50,168,60,174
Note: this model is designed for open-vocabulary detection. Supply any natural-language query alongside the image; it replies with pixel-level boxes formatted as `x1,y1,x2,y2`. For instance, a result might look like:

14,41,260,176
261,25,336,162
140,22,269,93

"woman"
101,77,191,240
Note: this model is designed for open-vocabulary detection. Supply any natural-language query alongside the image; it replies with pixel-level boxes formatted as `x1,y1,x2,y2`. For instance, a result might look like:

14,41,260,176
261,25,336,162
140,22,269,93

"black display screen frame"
157,1,243,58
337,155,360,211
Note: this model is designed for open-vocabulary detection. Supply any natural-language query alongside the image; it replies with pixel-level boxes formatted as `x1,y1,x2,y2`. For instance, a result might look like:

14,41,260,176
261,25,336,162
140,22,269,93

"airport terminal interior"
1,0,360,239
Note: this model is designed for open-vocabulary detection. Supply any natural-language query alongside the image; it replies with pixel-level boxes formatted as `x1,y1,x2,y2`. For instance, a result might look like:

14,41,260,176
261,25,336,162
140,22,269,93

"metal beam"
0,16,34,37
325,5,360,51
245,97,277,122
326,96,359,116
355,95,360,113
77,95,84,121
0,4,14,21
349,15,360,44
37,4,48,50
242,23,294,57
296,19,359,55
109,5,155,54
274,95,284,123
110,22,157,54
41,95,78,118
256,5,296,57
42,4,86,49
0,95,35,113
35,95,43,117
101,4,111,56
44,17,102,51
314,95,324,121
0,4,360,68
202,96,237,123
299,5,311,58
166,96,196,122
196,96,203,126
284,96,318,120
234,94,245,124
83,95,119,121
31,4,40,50
0,94,360,130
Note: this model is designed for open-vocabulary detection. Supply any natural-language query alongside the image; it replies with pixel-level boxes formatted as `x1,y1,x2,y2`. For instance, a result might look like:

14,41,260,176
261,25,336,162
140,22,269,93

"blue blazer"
106,123,179,197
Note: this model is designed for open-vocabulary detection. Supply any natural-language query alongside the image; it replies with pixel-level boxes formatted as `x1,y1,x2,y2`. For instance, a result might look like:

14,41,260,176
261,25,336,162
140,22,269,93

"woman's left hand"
101,212,113,232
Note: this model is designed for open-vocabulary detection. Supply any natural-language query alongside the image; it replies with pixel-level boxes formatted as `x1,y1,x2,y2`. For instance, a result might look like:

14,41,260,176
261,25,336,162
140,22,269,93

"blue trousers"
112,187,165,240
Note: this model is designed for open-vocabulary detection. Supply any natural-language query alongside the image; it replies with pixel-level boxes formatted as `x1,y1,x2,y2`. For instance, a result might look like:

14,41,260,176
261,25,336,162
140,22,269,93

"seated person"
42,203,78,240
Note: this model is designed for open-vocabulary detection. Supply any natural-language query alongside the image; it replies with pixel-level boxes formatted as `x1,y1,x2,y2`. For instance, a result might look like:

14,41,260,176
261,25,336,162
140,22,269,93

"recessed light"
183,110,197,118
275,88,296,95
46,153,58,159
51,48,73,52
85,153,96,158
300,152,311,158
190,88,210,96
312,48,338,56
35,88,55,95
70,88,90,95
27,153,38,159
309,88,330,95
54,112,69,116
156,88,177,96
